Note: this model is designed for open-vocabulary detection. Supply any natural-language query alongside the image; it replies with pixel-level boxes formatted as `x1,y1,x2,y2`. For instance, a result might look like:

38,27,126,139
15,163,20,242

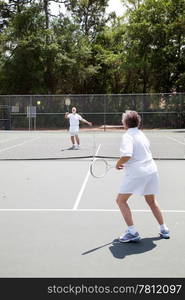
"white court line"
164,135,185,145
0,136,40,153
0,136,22,144
0,208,185,212
72,144,101,210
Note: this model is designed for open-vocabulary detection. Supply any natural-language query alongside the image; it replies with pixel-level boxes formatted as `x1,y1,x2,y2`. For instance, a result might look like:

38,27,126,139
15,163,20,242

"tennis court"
0,128,185,277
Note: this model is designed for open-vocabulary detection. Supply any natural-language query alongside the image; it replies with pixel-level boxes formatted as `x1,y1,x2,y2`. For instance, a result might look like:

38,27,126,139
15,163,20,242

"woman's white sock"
160,224,168,232
128,225,137,235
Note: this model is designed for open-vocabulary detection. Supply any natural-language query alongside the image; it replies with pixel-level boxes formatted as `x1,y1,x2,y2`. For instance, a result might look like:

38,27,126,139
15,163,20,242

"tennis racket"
65,96,71,113
90,158,115,178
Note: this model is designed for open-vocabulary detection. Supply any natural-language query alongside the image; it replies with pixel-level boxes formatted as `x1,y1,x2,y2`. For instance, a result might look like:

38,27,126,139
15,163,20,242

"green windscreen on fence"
0,93,184,161
0,93,184,130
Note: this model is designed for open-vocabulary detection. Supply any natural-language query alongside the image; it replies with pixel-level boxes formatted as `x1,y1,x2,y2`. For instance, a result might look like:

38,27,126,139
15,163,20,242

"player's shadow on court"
82,237,162,259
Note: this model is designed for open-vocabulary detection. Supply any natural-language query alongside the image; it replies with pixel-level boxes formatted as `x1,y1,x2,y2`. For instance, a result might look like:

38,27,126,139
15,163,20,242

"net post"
28,110,31,131
29,96,31,131
9,95,11,130
34,117,36,131
103,95,106,132
180,93,182,128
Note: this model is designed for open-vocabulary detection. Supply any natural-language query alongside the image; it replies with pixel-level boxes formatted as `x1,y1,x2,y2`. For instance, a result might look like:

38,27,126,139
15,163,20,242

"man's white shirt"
67,113,83,130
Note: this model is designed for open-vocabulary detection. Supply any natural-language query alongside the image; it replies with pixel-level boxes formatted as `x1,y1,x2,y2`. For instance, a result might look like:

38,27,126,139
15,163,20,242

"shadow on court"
82,236,162,259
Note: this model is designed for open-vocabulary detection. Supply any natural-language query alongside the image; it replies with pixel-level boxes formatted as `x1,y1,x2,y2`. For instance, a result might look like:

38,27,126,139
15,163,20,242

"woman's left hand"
116,162,124,170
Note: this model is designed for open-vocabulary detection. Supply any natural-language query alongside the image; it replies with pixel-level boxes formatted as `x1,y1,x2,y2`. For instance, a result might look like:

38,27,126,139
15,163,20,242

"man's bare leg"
75,135,80,145
71,136,75,147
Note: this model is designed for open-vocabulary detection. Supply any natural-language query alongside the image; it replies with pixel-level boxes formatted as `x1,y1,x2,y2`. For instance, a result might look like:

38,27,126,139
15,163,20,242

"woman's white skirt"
119,172,159,196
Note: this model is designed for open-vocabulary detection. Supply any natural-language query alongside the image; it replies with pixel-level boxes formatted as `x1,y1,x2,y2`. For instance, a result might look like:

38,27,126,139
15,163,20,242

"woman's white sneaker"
159,229,170,239
119,231,141,243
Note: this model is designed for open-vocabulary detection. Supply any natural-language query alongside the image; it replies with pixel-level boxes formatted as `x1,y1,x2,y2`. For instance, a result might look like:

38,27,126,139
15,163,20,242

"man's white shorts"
69,127,79,136
119,172,159,196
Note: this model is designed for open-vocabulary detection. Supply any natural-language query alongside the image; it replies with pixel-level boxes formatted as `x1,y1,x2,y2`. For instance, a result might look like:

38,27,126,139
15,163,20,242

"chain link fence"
0,93,184,130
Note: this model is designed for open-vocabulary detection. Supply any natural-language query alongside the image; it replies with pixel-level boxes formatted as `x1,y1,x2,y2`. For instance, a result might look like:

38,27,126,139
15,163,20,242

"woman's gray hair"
122,110,141,128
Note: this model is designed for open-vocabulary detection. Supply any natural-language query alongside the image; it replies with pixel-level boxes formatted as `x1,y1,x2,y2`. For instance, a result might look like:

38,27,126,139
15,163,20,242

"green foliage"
0,0,185,94
121,0,185,93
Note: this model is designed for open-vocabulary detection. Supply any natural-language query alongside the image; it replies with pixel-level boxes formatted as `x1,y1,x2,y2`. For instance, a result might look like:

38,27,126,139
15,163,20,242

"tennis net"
0,128,184,160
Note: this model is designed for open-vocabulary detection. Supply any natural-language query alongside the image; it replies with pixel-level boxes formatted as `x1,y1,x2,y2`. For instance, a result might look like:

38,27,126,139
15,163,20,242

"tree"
50,0,110,93
91,17,126,94
64,0,109,40
122,0,185,93
0,3,47,93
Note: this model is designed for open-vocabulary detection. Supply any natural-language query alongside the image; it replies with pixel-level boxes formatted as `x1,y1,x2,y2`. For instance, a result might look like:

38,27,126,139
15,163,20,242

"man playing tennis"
65,107,92,149
116,110,170,242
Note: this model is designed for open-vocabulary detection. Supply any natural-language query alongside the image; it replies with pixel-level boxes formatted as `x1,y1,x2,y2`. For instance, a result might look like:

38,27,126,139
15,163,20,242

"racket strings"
90,159,108,178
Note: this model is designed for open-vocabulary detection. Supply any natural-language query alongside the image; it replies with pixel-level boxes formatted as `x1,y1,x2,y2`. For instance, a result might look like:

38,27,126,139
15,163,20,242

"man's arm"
80,118,92,126
65,112,69,119
116,156,131,170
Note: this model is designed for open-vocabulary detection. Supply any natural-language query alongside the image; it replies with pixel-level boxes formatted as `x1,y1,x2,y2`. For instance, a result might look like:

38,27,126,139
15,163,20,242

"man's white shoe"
68,145,76,150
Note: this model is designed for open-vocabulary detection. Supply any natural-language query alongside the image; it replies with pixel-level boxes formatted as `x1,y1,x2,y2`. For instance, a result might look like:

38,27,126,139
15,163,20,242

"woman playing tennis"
116,110,170,242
